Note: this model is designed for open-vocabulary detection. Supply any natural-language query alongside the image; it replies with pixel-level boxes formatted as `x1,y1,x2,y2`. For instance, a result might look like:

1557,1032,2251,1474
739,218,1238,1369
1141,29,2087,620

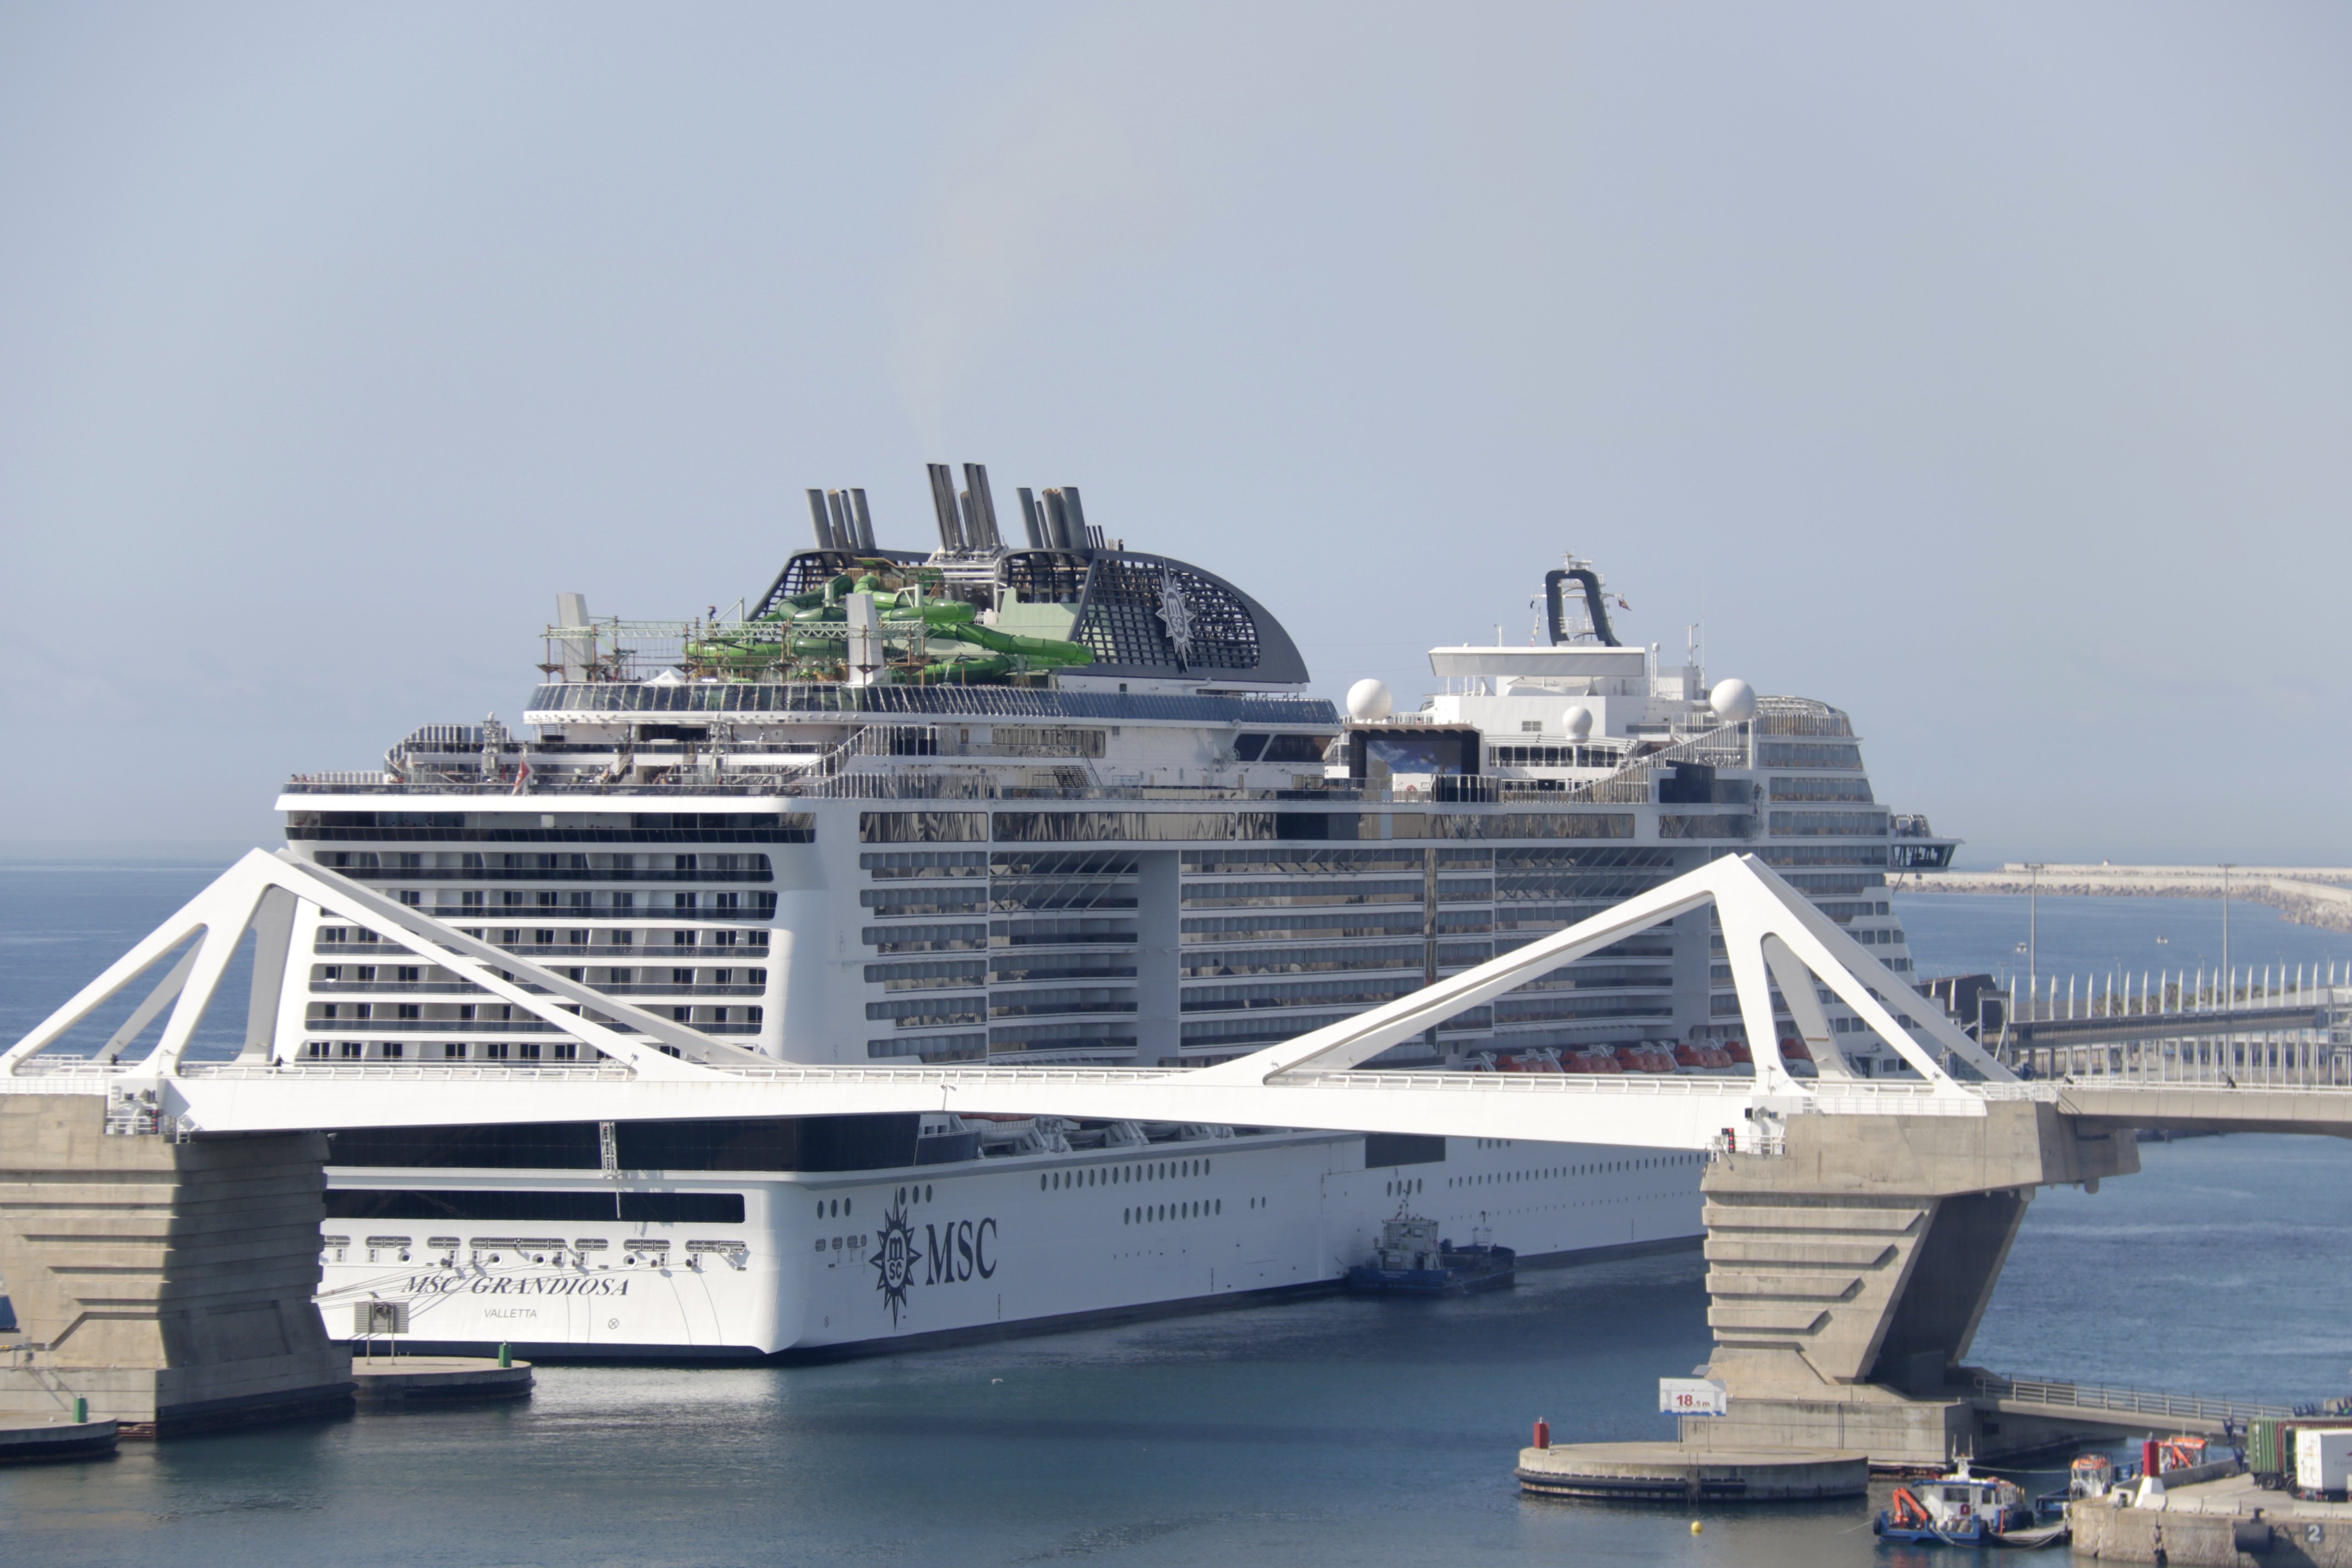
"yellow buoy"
1690,1521,1703,1535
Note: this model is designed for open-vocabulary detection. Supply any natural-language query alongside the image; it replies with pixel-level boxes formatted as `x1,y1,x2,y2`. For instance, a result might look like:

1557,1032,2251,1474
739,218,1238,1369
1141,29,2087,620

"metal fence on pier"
1972,1371,2290,1426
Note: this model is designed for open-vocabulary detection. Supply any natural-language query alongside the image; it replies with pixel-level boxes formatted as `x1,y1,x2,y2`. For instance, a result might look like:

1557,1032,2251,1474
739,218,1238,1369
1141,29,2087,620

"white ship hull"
319,1131,1703,1355
285,524,1950,1358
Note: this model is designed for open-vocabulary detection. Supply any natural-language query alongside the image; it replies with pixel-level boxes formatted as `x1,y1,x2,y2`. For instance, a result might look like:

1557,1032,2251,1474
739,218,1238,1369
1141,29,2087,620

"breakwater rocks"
1930,865,2352,936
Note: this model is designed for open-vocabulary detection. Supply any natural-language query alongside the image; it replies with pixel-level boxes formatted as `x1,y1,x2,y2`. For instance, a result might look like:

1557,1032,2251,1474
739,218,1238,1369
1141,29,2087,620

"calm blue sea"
2,861,2347,1567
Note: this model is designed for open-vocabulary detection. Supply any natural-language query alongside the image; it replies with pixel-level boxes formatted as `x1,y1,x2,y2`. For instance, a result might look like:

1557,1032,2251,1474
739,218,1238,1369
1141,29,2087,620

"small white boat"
1875,1458,2036,1546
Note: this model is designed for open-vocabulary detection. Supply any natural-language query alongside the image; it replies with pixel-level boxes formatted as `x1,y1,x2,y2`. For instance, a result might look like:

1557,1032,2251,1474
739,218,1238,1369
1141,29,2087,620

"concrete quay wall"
0,1094,351,1433
2074,1501,2352,1567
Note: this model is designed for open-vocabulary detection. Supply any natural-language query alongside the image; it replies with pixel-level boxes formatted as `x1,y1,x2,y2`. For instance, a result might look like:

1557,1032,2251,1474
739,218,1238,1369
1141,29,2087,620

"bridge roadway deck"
11,1064,2352,1146
5,1061,1765,1148
2050,1080,2352,1137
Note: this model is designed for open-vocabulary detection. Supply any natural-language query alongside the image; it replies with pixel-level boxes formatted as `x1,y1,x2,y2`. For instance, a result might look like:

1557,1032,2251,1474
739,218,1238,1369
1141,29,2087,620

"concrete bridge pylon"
1689,1098,2139,1467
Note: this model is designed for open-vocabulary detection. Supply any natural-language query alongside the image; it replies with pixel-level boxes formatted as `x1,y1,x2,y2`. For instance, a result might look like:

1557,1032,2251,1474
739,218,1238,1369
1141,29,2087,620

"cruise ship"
286,464,1956,1356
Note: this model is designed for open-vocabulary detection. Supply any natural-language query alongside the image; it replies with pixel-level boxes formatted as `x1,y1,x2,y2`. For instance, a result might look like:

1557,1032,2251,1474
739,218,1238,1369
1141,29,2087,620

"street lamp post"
2220,863,2234,1011
2026,863,2045,1018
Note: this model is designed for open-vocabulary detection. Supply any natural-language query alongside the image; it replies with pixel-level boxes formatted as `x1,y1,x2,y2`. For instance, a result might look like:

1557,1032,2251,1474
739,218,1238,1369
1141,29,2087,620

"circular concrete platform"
352,1356,534,1407
0,1416,119,1464
1516,1442,1870,1502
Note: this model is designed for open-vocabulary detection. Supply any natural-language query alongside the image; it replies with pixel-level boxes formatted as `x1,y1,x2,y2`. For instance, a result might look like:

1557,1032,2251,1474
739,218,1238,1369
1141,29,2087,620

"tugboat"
1346,1211,1516,1297
1874,1458,2038,1545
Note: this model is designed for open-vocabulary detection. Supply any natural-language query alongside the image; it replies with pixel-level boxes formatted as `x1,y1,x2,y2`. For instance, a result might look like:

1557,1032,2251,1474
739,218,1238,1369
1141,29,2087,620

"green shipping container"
2249,1419,2295,1484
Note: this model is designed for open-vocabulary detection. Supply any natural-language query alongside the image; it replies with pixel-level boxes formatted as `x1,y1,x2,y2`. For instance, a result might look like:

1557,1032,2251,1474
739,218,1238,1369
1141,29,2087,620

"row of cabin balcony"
378,889,776,920
311,850,773,880
313,964,766,996
315,925,767,956
307,1001,762,1034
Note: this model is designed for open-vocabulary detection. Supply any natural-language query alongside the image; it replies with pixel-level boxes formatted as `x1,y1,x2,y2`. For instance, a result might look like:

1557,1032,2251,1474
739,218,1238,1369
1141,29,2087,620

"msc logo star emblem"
872,1199,922,1325
1156,569,1196,669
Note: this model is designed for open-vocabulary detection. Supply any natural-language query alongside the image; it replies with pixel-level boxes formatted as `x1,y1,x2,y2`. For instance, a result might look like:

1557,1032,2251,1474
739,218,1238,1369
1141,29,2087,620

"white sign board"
1659,1378,1729,1417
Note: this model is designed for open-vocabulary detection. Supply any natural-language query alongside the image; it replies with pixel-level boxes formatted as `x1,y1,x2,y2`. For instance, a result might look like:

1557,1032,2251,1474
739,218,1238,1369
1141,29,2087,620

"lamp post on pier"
2025,863,2045,1018
2220,864,2234,1012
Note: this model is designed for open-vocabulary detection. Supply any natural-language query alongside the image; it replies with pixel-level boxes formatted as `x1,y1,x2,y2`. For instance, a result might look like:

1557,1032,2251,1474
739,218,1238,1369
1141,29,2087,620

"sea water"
1,861,2348,1567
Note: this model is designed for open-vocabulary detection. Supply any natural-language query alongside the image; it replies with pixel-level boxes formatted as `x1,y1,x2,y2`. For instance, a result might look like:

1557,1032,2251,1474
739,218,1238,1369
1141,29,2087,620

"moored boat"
1346,1212,1516,1297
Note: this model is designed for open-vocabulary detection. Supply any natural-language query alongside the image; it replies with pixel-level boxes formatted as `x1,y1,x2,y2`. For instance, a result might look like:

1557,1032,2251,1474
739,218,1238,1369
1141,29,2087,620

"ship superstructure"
279,465,1956,1355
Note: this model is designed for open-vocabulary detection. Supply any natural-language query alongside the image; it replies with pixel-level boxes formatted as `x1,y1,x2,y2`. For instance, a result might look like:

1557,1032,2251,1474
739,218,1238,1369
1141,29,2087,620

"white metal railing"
1998,968,2346,1027
1560,718,1751,805
1973,1371,2290,1424
1983,966,2349,1089
1706,1130,1786,1159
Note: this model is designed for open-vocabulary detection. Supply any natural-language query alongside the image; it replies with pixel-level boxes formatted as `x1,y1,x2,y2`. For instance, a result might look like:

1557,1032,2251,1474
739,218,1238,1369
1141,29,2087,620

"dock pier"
2072,1473,2352,1566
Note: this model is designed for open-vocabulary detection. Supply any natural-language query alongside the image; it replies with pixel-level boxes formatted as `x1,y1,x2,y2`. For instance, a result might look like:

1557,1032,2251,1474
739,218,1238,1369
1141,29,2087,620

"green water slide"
686,579,1091,683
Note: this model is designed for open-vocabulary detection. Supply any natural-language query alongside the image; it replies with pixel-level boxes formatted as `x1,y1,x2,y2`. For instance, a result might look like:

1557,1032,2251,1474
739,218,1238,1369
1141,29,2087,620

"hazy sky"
2,4,2346,864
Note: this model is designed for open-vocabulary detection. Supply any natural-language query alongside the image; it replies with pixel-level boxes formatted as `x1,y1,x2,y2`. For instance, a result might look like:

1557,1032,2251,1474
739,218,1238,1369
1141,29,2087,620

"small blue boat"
1346,1211,1515,1297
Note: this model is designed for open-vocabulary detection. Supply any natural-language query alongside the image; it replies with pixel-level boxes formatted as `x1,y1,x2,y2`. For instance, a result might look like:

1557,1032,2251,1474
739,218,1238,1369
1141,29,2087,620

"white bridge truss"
0,849,2029,1149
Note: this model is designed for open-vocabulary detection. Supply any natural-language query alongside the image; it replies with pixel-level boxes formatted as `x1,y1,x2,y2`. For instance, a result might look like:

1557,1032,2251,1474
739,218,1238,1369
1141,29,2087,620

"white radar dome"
1346,678,1393,722
1561,705,1594,742
1708,678,1757,724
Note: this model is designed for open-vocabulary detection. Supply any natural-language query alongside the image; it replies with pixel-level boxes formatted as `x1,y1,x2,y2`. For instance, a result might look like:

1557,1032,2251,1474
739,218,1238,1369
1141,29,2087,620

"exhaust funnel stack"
962,464,1004,549
1016,487,1046,548
807,489,839,551
1061,486,1099,552
847,488,876,551
926,463,965,551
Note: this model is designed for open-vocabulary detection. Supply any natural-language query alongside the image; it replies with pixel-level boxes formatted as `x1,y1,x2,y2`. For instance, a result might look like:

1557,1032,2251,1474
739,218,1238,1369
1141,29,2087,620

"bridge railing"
2001,1030,2352,1090
1972,1370,2291,1425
